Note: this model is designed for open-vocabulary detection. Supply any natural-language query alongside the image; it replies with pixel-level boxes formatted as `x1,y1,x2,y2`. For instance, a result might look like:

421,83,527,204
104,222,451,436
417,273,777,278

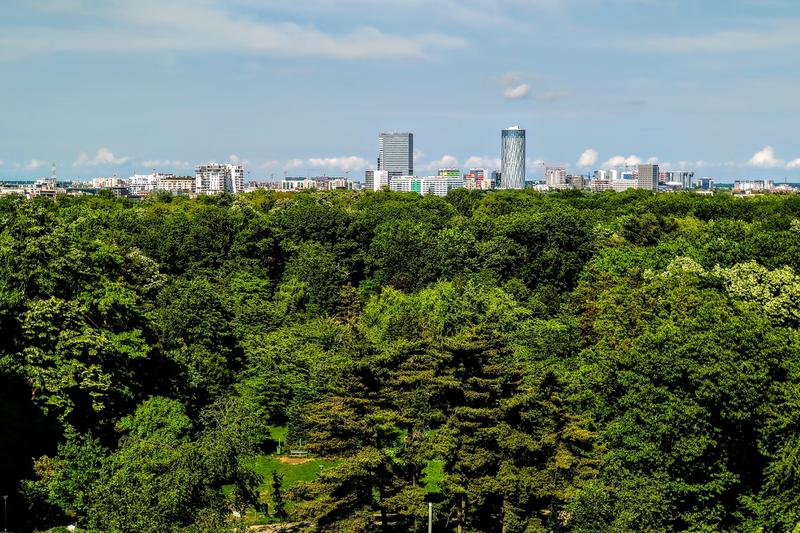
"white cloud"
426,154,460,171
1,0,466,61
464,155,501,169
646,157,659,164
0,159,4,166
577,149,598,167
503,83,531,100
620,20,800,54
601,155,642,169
748,146,783,168
25,159,47,171
140,159,192,169
73,147,131,167
228,154,249,166
287,156,370,172
787,159,800,169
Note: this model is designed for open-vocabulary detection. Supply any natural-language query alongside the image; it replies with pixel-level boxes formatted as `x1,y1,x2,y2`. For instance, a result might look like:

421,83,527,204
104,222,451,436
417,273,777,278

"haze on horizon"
1,0,799,180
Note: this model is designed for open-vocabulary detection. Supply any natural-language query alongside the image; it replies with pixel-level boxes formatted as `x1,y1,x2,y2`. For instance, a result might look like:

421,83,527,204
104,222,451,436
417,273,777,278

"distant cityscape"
2,128,798,199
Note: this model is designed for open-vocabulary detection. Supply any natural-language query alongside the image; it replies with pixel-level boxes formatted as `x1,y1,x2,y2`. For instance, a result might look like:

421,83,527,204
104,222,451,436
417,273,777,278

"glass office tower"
501,126,525,189
378,132,413,178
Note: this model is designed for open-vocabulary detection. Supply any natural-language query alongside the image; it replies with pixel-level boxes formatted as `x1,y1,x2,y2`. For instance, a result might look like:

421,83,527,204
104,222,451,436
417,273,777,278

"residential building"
545,167,567,189
281,177,318,190
389,176,424,194
465,168,492,190
378,132,413,178
637,164,660,191
612,178,640,192
364,169,389,192
389,175,465,197
158,175,195,194
92,177,128,189
567,174,586,190
500,126,526,189
195,163,244,194
590,179,611,192
128,173,166,195
734,180,775,193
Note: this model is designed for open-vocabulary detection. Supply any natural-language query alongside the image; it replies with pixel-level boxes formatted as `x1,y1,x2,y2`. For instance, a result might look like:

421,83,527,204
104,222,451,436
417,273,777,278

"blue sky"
1,0,799,181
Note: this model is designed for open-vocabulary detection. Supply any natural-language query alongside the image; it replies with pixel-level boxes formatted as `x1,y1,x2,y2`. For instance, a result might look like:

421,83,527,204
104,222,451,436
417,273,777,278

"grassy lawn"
240,454,339,525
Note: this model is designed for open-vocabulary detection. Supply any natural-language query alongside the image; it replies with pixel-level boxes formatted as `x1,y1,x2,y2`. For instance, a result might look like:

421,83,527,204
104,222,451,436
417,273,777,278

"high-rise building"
545,167,567,189
500,126,526,189
378,132,413,178
195,163,244,194
665,171,694,189
637,164,659,191
696,177,715,190
364,169,389,192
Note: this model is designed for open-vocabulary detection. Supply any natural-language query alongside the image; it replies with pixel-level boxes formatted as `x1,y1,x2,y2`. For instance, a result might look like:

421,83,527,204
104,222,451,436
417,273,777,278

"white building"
545,167,568,190
93,177,128,189
364,169,389,192
389,175,465,197
195,163,245,195
281,177,318,191
129,173,177,196
734,180,774,193
611,178,640,192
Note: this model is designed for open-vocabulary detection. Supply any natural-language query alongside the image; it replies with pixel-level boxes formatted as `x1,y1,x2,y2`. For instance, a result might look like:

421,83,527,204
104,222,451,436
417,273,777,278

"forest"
1,188,800,532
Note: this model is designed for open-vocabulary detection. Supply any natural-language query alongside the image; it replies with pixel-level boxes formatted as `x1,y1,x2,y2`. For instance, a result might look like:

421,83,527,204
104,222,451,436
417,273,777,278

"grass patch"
422,459,445,494
239,454,339,525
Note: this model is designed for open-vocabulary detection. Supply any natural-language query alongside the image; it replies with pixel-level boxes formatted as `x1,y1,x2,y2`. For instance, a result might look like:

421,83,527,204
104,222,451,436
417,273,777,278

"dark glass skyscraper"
378,132,413,178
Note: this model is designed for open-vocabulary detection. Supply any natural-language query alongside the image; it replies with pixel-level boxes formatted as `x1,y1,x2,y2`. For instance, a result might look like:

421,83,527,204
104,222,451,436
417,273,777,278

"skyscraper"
378,132,413,178
637,164,659,191
500,126,526,189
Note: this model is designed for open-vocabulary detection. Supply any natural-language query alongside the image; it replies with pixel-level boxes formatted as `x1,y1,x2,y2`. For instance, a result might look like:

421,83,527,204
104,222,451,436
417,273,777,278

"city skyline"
1,1,800,180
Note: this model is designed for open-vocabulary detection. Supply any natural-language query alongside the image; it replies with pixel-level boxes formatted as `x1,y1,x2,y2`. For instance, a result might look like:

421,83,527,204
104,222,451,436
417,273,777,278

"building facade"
545,167,567,189
389,175,464,197
465,168,492,190
438,168,461,178
378,132,413,178
637,164,660,191
195,164,244,194
158,176,195,194
665,171,694,189
500,126,526,189
364,169,389,192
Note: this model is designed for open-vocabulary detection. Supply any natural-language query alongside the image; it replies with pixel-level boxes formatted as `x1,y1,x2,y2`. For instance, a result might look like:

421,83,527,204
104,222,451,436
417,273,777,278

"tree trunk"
457,496,466,533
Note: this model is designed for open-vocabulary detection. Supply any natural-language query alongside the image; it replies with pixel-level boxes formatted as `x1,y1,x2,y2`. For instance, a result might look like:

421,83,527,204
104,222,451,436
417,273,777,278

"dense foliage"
2,188,800,532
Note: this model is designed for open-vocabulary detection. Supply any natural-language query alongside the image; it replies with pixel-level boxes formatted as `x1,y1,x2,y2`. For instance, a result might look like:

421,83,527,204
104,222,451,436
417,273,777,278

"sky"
1,0,799,181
